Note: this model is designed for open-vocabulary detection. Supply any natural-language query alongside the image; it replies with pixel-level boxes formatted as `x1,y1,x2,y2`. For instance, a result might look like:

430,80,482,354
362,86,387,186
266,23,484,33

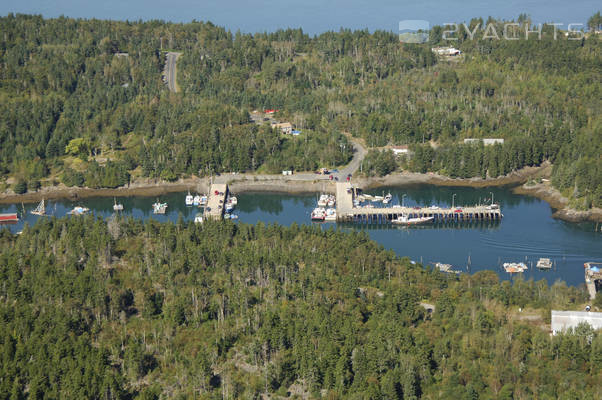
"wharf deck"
335,182,503,223
204,184,228,220
585,262,602,300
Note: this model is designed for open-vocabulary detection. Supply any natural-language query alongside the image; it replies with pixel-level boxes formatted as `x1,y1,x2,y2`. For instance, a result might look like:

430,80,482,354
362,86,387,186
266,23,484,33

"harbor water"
1,185,600,286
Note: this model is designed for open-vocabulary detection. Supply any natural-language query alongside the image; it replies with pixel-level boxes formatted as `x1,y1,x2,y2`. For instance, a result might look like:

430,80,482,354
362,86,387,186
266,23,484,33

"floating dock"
335,182,503,223
204,184,228,220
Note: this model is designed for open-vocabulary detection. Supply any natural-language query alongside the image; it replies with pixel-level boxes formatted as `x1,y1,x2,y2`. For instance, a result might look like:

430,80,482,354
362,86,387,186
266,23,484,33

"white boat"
503,262,528,273
327,197,336,207
224,213,231,219
536,258,552,269
317,194,329,207
371,195,384,202
152,202,168,214
383,193,393,204
230,214,239,220
200,195,208,206
391,214,434,225
194,213,203,224
311,207,326,221
229,196,238,206
185,191,194,206
31,199,46,216
325,208,337,222
68,206,90,216
225,202,234,212
113,198,124,211
193,195,201,206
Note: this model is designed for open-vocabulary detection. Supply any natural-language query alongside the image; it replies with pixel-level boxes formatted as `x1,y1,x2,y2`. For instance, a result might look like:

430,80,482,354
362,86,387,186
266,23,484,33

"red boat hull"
0,213,18,222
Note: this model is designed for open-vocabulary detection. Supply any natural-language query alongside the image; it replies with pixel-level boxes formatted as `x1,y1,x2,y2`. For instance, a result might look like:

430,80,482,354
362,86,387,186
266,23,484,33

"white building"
390,145,409,156
464,138,505,146
432,47,461,56
551,310,602,335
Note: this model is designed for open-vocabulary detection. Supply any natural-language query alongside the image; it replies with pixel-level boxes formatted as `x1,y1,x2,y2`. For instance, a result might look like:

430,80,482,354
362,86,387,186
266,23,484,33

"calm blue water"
3,1,598,34
1,185,600,286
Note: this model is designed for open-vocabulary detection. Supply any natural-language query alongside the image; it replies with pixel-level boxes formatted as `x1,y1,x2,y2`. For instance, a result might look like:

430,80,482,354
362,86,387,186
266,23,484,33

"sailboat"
113,198,124,212
152,200,168,214
30,199,46,216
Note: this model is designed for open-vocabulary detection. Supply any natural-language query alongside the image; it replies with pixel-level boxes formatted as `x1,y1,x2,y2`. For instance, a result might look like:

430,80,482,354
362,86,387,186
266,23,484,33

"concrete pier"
584,262,602,300
335,182,503,223
204,184,228,220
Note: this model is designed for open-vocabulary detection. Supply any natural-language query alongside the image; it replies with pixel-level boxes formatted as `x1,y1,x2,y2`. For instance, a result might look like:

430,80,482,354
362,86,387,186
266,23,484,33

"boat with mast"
30,199,46,216
113,198,123,212
152,200,168,214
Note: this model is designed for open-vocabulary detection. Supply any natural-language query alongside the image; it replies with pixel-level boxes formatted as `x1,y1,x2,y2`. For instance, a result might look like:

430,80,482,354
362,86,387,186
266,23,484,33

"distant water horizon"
3,1,599,35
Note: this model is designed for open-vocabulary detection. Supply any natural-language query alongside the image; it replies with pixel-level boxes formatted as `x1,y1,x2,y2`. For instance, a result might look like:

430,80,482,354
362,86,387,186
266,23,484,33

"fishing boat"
185,191,194,206
113,198,124,212
503,262,528,273
193,195,201,206
68,206,90,216
30,199,46,216
317,194,329,207
194,213,203,224
152,202,168,214
391,214,434,225
325,208,337,222
0,213,18,223
536,258,552,269
311,207,326,221
383,193,393,204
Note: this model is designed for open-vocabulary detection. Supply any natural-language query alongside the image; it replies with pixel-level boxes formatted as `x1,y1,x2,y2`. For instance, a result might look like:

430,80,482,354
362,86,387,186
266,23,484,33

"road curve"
164,52,182,92
339,134,367,178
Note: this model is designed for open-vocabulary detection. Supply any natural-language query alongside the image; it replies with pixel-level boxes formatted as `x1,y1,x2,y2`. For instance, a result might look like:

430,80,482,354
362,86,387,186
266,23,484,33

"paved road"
164,52,182,92
339,135,367,179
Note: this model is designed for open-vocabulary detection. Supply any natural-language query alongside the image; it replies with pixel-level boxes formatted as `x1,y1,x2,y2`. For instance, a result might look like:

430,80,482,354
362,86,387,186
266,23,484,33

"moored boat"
311,207,326,221
68,206,90,216
193,195,201,206
536,258,552,269
391,214,434,225
325,208,337,221
0,213,18,223
152,202,168,214
317,194,329,207
113,198,124,211
503,262,528,273
383,193,392,204
31,199,46,216
185,191,194,206
194,213,203,224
